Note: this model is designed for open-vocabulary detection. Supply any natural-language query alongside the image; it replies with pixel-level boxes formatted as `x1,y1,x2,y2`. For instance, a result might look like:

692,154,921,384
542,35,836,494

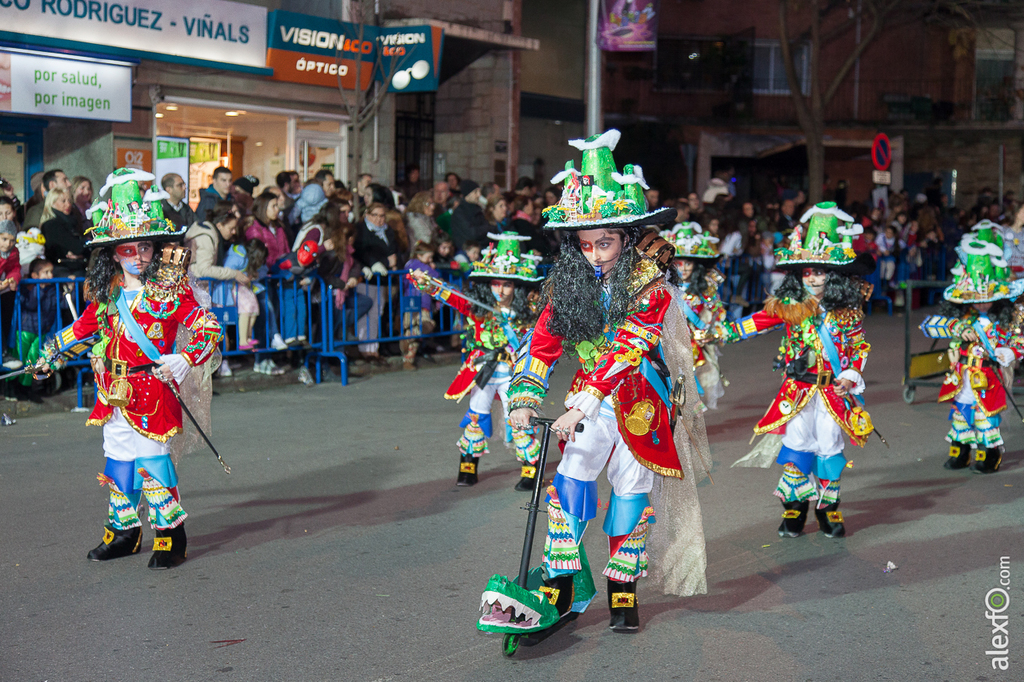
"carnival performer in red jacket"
43,168,222,569
501,130,711,635
718,203,874,539
409,232,544,490
920,221,1024,473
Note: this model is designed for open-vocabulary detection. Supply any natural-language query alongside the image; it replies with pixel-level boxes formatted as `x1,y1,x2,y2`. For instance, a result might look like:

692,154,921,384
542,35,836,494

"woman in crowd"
405,191,437,246
70,176,94,232
319,222,374,349
41,188,87,276
386,208,411,263
353,202,397,365
246,191,291,373
484,194,508,232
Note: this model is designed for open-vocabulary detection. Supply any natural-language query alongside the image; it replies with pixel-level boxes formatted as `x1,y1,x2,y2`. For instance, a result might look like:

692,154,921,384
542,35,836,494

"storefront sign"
116,147,152,172
599,0,660,52
0,0,267,71
266,11,442,93
0,49,131,121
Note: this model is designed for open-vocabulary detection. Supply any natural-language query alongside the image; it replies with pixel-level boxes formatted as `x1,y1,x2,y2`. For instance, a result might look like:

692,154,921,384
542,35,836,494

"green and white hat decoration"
469,231,544,282
775,201,861,270
541,129,675,230
660,221,720,259
87,167,186,246
945,221,1024,303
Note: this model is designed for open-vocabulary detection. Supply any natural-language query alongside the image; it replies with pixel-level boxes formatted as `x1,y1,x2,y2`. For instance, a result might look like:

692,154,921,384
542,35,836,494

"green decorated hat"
86,168,186,247
660,221,720,260
774,201,873,274
540,129,675,230
945,221,1024,303
468,232,544,283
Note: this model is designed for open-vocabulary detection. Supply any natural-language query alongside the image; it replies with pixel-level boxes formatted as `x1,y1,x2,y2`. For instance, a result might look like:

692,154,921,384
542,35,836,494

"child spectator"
0,220,21,368
400,241,439,369
13,258,64,401
213,238,268,354
434,237,459,271
454,240,482,274
275,237,320,345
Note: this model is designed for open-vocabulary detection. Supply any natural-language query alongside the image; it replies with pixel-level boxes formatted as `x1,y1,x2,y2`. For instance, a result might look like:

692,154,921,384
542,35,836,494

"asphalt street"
1,309,1023,681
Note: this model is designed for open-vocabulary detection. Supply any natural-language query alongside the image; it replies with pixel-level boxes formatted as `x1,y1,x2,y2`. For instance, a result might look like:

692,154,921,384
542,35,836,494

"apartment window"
975,48,1015,121
655,36,751,92
753,40,809,95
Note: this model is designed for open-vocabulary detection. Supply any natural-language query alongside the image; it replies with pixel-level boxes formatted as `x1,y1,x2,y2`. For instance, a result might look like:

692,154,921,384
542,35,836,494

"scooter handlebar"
529,416,584,433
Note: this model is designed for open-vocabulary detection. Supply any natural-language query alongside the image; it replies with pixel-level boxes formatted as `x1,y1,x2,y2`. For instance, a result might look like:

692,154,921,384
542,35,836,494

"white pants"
466,369,511,420
557,403,654,496
102,408,170,462
355,282,381,354
781,392,845,456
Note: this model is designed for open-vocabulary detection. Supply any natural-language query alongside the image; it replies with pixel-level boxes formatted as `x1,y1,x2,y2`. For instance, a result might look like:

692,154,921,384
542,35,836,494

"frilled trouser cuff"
512,429,540,465
544,487,586,577
139,469,187,530
107,482,142,531
564,390,602,422
602,507,655,583
457,414,490,457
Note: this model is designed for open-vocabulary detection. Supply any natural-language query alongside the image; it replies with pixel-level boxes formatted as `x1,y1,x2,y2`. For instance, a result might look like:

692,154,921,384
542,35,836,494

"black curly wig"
543,227,678,350
463,279,536,321
939,297,1017,327
773,270,863,312
86,247,161,304
679,259,712,298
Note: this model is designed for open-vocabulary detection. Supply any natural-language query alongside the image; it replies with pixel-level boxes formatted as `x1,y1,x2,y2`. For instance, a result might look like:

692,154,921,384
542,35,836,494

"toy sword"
407,270,500,314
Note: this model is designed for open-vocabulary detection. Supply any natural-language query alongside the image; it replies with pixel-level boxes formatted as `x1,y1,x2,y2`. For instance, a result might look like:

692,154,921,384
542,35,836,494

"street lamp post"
586,0,601,136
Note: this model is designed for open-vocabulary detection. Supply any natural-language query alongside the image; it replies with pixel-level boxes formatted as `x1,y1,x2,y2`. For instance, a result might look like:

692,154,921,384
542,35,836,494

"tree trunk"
806,128,825,204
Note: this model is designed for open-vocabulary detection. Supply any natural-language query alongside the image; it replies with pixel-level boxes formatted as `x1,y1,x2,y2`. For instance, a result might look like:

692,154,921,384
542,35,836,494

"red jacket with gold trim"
508,272,683,478
430,287,536,401
57,285,222,442
719,297,871,446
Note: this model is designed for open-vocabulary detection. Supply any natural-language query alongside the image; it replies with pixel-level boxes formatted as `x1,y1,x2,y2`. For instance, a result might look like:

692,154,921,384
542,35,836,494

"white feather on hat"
837,223,864,236
550,167,581,184
568,129,621,151
142,187,170,203
98,169,156,197
799,204,855,224
611,164,650,190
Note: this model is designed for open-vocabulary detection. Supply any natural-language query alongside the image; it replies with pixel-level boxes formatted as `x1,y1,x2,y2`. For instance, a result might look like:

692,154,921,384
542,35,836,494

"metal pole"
853,0,862,120
585,0,602,136
517,421,552,587
999,144,1005,207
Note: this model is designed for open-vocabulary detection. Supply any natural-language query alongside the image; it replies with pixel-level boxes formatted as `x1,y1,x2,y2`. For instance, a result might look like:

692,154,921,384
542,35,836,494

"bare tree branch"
779,0,814,132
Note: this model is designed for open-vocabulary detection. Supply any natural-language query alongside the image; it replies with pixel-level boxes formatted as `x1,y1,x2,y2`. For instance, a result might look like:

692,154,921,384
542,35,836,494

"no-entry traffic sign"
872,133,891,171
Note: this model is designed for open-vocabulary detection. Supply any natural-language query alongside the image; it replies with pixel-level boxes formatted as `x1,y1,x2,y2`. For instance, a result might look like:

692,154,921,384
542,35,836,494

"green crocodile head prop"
477,571,559,634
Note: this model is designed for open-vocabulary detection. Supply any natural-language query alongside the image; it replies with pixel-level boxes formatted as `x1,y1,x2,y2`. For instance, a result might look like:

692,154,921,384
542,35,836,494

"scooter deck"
518,611,580,647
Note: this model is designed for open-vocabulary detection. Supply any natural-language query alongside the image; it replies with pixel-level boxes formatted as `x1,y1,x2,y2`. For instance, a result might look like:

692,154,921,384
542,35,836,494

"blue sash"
678,298,706,330
817,316,864,406
115,291,162,362
973,317,997,359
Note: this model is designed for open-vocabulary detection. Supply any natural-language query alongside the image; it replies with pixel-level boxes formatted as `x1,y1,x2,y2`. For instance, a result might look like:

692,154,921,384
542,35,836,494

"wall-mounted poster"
598,0,659,52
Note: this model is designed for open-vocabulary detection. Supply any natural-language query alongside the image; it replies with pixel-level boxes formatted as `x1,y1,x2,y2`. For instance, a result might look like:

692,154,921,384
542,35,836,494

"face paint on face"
490,279,515,306
577,229,623,278
675,259,694,281
801,267,827,297
114,241,155,276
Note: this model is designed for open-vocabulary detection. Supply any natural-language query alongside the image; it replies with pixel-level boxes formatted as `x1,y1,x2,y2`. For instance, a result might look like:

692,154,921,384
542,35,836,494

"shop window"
752,40,809,96
395,93,435,191
975,53,1015,121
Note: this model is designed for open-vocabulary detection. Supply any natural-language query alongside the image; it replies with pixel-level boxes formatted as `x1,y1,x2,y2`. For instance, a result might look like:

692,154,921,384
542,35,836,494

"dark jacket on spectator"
42,211,87,276
194,185,229,228
19,279,60,336
162,198,197,229
450,200,489,249
509,217,554,258
354,219,397,272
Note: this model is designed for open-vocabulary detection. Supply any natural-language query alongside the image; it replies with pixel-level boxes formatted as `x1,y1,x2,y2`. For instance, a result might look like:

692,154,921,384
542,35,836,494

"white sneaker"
253,359,268,375
2,358,23,370
271,334,288,350
267,360,286,376
297,335,307,342
217,361,233,377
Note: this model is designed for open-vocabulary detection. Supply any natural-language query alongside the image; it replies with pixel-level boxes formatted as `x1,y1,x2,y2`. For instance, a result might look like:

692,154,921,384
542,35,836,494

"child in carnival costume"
660,221,728,409
408,232,545,491
719,202,874,539
39,168,223,569
919,221,1024,474
481,130,712,636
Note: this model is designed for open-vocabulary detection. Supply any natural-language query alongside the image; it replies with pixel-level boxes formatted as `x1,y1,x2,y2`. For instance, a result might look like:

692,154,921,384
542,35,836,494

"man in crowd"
231,175,260,216
23,169,70,229
160,173,197,228
777,196,798,233
644,186,660,210
314,169,336,199
451,180,488,249
195,166,233,226
276,170,300,223
397,163,422,201
433,180,453,236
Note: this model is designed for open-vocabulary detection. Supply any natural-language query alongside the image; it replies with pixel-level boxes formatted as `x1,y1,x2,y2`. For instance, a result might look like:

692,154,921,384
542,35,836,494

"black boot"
514,464,537,492
972,446,1003,474
778,500,809,538
148,524,187,569
814,501,846,538
457,455,479,486
944,440,971,470
539,574,574,619
87,525,143,561
607,579,639,633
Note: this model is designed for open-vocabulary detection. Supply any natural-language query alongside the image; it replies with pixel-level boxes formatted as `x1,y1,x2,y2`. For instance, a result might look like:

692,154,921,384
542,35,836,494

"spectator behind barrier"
41,188,87,277
160,173,197,228
195,166,233,226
